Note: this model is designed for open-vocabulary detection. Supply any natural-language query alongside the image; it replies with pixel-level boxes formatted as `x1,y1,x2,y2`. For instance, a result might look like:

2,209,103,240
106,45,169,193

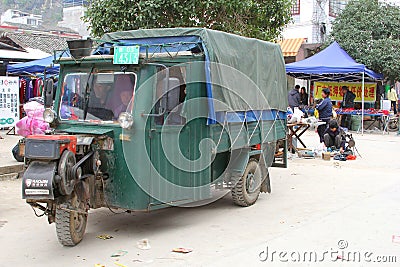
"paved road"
0,132,399,266
0,130,23,176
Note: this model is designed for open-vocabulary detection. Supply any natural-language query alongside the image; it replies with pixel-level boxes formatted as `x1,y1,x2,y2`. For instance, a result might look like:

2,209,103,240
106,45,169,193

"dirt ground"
0,131,399,267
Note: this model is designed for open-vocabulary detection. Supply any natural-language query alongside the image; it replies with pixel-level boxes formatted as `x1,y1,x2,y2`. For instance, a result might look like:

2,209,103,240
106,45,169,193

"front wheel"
231,159,262,207
56,192,88,246
12,143,24,162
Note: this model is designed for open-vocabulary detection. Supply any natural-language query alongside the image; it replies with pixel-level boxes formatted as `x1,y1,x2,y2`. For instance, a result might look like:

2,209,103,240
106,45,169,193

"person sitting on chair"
324,119,345,152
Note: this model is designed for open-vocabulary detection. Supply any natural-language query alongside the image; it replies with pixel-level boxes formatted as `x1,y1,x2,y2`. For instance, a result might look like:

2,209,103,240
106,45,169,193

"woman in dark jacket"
300,87,308,106
316,88,333,143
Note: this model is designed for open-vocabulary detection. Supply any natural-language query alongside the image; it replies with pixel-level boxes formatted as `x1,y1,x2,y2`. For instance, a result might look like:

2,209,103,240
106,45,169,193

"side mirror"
44,79,54,107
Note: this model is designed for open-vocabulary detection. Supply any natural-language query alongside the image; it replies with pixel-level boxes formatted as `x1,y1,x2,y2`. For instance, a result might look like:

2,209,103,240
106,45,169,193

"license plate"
25,189,50,195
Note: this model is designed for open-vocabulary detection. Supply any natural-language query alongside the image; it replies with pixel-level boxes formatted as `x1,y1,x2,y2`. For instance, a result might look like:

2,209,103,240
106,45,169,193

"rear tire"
231,159,262,207
56,193,87,246
388,118,399,132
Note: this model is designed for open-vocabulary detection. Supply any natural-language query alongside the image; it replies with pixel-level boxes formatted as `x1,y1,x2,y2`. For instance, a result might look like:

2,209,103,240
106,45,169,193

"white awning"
0,48,50,61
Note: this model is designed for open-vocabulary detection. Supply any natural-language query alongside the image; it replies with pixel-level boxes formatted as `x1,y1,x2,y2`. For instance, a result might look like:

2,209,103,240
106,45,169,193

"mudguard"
260,142,275,193
227,148,250,176
22,161,57,200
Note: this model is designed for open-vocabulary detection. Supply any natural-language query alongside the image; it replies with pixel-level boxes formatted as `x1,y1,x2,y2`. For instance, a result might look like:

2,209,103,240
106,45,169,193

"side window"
154,66,187,125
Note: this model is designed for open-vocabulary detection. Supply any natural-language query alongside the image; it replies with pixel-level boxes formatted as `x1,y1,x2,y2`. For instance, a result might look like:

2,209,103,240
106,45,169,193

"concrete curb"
0,164,24,176
0,173,19,181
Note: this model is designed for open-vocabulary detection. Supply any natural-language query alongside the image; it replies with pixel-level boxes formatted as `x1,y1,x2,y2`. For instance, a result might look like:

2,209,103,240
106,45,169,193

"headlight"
43,108,56,123
118,112,133,129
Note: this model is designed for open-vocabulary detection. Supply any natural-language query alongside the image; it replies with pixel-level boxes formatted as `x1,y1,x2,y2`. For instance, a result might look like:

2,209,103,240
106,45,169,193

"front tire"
231,159,262,207
12,143,24,162
56,192,87,246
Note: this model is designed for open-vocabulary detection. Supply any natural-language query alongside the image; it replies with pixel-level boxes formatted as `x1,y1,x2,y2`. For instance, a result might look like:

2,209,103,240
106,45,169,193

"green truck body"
21,28,288,246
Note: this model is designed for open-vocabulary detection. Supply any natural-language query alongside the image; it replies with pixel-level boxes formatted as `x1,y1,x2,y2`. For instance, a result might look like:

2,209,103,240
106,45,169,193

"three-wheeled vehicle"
21,28,288,246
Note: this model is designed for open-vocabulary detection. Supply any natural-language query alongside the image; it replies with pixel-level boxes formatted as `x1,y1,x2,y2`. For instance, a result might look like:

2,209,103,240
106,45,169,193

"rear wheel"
56,192,87,246
231,159,262,207
388,118,399,132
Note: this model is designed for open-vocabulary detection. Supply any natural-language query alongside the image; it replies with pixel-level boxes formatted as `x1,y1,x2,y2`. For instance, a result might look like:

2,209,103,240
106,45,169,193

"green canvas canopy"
101,28,287,122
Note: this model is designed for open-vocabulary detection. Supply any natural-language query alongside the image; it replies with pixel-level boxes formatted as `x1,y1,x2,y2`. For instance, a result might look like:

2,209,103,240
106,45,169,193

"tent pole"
361,72,365,135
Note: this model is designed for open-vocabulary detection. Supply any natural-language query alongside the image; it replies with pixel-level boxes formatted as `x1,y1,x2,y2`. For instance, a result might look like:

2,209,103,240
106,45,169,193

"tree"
330,0,400,80
83,0,293,41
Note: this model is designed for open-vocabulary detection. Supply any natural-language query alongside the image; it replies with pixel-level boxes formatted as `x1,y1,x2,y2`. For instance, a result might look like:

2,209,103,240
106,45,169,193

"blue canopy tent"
7,55,59,75
286,41,383,82
285,41,383,134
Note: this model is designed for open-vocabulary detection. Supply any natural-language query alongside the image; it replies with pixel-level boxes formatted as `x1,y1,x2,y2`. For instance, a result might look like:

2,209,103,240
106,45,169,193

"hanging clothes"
33,78,38,97
19,78,26,104
27,80,34,100
37,78,44,96
25,79,32,101
19,75,56,102
23,78,29,102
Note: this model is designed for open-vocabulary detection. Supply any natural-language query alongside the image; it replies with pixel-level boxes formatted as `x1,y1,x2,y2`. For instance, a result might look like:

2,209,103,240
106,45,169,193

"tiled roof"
0,31,76,54
2,22,78,35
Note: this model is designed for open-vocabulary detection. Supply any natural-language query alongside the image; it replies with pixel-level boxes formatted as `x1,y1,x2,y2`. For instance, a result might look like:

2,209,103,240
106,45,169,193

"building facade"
283,0,400,44
0,10,42,27
283,0,348,44
58,0,90,37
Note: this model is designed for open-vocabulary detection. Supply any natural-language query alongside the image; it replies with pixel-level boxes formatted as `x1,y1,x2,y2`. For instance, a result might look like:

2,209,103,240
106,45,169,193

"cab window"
60,72,136,122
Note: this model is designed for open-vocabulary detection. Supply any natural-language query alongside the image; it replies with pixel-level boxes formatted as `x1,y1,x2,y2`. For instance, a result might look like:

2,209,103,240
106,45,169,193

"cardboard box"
322,152,331,161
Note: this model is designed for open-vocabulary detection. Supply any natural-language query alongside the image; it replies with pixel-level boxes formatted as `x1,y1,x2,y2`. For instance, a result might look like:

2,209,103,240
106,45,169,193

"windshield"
59,72,136,122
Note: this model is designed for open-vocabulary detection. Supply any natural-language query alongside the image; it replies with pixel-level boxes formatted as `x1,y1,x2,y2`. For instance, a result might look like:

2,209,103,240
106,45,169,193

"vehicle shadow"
83,191,262,242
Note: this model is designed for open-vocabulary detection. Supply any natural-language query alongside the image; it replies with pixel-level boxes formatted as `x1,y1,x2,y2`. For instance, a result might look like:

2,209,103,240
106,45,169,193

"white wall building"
283,0,400,44
58,0,90,37
0,9,42,27
283,0,348,44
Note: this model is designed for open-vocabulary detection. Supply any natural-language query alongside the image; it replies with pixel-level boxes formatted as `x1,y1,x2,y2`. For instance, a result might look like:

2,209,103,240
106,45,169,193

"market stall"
4,55,59,132
286,41,383,134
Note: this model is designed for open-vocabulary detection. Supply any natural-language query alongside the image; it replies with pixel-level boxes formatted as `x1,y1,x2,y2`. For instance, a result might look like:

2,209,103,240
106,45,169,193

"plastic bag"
314,109,319,118
288,107,304,124
15,100,49,137
332,108,337,119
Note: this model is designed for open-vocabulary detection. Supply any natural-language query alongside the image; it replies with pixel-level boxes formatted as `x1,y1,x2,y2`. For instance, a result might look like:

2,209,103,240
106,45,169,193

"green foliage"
84,0,293,41
1,0,16,8
330,0,400,80
1,0,44,14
